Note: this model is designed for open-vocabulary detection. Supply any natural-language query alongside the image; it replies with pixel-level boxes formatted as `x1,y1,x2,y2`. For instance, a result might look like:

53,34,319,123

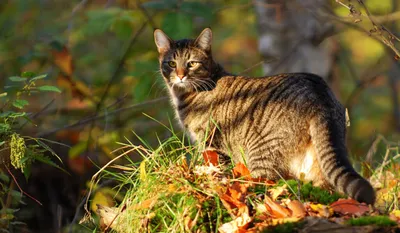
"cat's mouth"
170,76,189,88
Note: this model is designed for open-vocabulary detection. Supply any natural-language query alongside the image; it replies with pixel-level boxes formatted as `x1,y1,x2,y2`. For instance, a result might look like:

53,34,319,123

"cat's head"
154,28,215,92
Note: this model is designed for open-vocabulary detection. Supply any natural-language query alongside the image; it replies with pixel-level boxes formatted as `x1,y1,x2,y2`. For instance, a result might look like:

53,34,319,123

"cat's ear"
154,29,172,53
195,28,212,51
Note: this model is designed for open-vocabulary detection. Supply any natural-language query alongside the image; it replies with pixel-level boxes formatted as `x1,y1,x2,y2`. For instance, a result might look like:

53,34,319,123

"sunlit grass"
88,129,400,232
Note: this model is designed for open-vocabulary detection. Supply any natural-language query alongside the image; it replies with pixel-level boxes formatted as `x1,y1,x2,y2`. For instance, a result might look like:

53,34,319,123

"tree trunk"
254,0,333,78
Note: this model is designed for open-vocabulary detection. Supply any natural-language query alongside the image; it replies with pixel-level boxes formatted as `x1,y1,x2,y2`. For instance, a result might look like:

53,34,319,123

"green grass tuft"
346,216,397,227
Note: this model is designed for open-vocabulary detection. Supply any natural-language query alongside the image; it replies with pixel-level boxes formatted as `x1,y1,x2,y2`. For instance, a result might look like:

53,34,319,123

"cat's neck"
210,62,230,81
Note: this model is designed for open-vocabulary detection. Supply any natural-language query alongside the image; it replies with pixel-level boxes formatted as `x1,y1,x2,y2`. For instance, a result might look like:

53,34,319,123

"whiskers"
167,77,216,93
190,78,216,92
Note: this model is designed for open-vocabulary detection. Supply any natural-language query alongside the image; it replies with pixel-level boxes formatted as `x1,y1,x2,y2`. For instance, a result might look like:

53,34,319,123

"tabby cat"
153,28,375,204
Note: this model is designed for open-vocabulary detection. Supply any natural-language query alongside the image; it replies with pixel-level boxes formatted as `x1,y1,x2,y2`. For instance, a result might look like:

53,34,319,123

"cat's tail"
310,116,375,205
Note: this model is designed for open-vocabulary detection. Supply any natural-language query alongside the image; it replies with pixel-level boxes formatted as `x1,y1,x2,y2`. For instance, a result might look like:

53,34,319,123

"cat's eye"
187,61,199,68
168,61,176,68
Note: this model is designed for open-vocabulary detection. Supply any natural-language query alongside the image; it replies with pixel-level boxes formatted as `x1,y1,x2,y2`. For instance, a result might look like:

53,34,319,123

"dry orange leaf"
52,46,73,75
264,196,291,218
330,198,370,216
287,200,306,218
228,181,249,202
220,193,247,211
129,196,158,210
268,184,288,200
202,150,219,166
233,162,251,179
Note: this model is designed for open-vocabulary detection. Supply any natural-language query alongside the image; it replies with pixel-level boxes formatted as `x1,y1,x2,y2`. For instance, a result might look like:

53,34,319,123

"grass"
86,130,400,232
92,132,234,232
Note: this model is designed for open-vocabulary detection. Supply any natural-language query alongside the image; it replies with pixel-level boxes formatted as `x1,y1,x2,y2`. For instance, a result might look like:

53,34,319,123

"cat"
153,28,375,205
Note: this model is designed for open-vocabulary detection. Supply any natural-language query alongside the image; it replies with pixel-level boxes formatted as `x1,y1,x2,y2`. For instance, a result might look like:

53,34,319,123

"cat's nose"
177,74,185,80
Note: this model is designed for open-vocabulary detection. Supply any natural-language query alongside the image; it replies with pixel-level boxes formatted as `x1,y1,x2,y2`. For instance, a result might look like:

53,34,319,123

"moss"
346,216,397,227
261,221,305,233
276,179,343,204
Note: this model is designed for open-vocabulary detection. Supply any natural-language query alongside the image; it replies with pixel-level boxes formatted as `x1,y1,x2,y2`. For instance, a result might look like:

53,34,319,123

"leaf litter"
93,148,400,232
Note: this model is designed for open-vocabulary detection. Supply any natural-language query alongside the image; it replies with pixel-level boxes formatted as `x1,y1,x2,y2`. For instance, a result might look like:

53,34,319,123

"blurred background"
0,0,399,232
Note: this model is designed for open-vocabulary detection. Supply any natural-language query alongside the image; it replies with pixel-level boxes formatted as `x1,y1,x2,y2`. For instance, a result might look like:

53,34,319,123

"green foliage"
346,216,397,227
1,72,62,175
0,72,64,231
277,179,343,205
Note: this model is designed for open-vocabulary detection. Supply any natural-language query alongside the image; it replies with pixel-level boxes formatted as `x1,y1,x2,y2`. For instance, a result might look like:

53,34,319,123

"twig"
335,0,400,59
20,99,55,129
5,165,42,206
84,145,148,215
335,0,351,10
36,97,167,137
136,0,157,29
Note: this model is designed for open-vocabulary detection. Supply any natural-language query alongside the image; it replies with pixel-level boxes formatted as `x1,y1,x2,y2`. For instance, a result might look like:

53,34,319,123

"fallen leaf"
308,203,333,218
233,162,251,180
264,196,291,218
228,181,249,203
219,192,247,215
390,210,400,223
375,188,396,211
330,198,370,216
129,196,158,210
268,184,288,200
91,188,115,212
96,204,119,230
193,164,222,176
287,200,306,218
203,150,219,166
218,206,252,233
202,150,219,166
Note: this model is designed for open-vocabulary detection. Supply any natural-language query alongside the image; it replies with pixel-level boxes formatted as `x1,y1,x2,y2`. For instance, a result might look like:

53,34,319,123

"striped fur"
154,28,375,204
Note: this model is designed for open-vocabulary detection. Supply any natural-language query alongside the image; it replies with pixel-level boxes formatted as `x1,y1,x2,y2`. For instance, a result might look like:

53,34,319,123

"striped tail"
310,116,375,205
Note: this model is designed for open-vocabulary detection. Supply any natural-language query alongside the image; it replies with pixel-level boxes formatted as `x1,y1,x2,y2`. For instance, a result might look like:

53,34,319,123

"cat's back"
214,73,338,112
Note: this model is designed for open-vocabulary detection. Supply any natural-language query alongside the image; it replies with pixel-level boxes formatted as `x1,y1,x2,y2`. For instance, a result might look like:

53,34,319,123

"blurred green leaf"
21,71,36,78
0,92,7,98
131,60,158,102
30,74,47,81
111,18,133,40
0,172,9,183
162,12,193,39
12,99,29,109
142,0,178,10
69,142,87,159
0,123,11,133
23,163,31,180
9,76,27,82
0,111,26,118
181,2,214,21
84,8,121,35
37,85,61,93
49,41,65,51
